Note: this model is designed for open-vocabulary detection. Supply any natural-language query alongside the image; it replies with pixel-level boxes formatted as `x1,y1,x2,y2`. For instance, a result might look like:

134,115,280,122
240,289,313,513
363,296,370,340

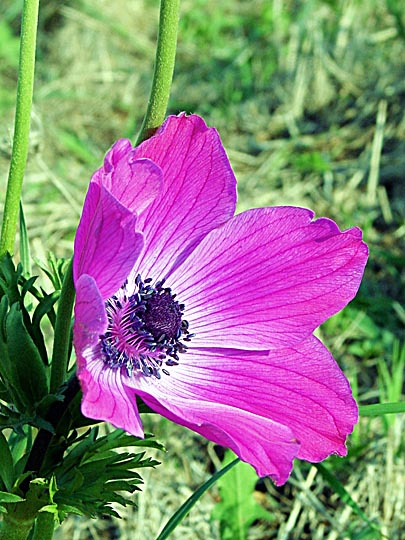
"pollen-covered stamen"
100,276,193,378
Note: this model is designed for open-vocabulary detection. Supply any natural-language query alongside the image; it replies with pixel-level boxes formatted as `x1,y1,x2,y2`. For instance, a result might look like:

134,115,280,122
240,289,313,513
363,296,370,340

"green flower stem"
136,0,180,145
50,258,75,393
23,375,80,484
0,0,40,258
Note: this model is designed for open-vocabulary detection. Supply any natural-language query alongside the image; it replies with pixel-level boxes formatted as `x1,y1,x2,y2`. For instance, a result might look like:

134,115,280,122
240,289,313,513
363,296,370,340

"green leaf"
5,302,49,408
32,291,59,333
0,491,25,503
90,429,164,453
0,432,14,491
0,407,24,431
0,254,22,304
0,376,11,401
52,427,161,521
19,201,31,277
212,451,273,540
8,426,32,468
0,298,27,412
35,254,67,292
156,457,240,540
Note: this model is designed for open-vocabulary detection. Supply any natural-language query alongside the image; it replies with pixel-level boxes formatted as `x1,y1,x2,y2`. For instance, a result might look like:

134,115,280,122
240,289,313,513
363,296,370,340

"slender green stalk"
135,0,180,145
0,0,40,257
359,401,405,416
50,259,75,393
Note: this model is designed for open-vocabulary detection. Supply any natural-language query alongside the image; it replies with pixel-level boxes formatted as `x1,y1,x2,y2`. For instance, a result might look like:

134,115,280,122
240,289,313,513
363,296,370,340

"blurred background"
0,0,404,538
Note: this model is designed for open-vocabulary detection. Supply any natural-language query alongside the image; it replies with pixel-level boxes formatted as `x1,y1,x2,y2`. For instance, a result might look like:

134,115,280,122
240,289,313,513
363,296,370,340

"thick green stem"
31,512,55,540
22,375,80,487
0,0,40,257
136,0,180,145
49,258,75,393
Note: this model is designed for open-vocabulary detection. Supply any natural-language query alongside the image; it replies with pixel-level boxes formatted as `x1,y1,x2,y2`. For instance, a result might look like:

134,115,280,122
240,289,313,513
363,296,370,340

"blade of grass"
155,458,239,540
359,402,405,416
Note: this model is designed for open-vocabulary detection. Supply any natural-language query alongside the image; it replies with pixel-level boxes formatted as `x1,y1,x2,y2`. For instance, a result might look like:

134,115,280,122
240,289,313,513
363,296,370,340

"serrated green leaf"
13,471,33,490
32,291,60,350
0,432,14,491
8,426,32,466
63,469,85,493
0,302,27,413
55,503,85,517
20,276,37,301
91,429,163,453
212,451,273,540
51,425,161,521
105,480,141,492
34,254,67,293
18,276,50,366
32,291,59,341
0,297,12,383
0,254,21,304
38,503,58,514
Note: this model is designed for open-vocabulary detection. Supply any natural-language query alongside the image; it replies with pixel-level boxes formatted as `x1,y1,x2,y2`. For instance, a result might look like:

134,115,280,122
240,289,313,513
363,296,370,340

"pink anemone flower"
73,114,368,485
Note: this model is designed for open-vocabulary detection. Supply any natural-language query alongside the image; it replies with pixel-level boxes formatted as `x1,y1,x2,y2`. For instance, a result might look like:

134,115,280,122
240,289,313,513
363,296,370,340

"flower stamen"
100,275,192,378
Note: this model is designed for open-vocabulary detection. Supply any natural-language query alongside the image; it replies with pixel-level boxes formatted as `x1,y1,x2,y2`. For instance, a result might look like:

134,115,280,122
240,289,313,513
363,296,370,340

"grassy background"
0,0,404,538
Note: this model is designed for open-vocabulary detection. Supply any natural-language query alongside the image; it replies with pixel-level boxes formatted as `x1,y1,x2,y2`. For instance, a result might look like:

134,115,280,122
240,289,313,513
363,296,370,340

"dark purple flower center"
143,292,183,342
100,276,193,378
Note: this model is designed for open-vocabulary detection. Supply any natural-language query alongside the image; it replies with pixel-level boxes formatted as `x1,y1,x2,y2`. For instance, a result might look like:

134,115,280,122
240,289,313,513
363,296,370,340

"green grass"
0,0,404,538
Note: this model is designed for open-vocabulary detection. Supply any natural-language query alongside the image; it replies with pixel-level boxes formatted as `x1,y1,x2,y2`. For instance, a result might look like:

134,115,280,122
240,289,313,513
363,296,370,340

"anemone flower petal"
168,206,368,350
80,357,143,438
92,141,163,215
73,114,368,485
132,114,238,277
74,274,144,437
73,182,144,299
131,391,298,484
119,336,356,481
